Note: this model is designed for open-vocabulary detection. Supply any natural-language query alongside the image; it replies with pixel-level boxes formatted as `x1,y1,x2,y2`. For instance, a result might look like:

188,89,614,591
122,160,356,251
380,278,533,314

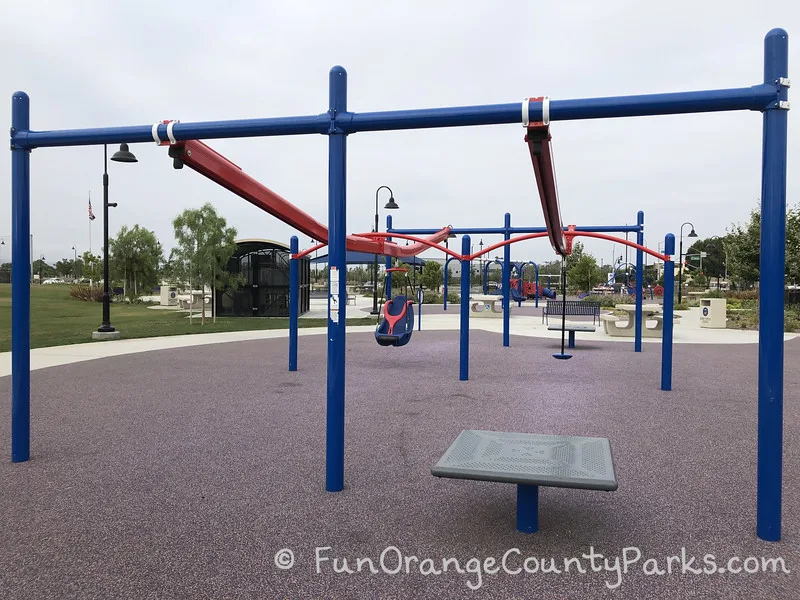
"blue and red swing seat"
375,267,416,347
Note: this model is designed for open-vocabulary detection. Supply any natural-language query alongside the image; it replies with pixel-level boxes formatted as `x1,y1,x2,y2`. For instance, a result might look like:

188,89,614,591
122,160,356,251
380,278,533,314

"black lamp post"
71,245,77,280
479,239,484,290
97,143,137,335
371,186,399,314
310,238,317,284
678,221,698,304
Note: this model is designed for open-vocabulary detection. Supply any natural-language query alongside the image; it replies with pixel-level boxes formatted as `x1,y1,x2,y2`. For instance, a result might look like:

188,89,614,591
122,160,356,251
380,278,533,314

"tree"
172,203,241,325
565,241,586,271
539,260,561,276
81,251,103,283
685,238,725,280
420,260,442,292
786,206,800,285
726,208,761,288
568,254,602,292
109,225,164,298
32,259,56,280
54,259,74,278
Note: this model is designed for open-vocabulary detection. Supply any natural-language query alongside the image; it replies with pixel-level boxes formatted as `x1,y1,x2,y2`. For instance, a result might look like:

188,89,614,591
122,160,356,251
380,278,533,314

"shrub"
421,291,442,304
703,290,726,298
786,310,800,332
726,298,743,309
728,290,759,300
69,284,104,302
579,294,624,309
674,302,689,310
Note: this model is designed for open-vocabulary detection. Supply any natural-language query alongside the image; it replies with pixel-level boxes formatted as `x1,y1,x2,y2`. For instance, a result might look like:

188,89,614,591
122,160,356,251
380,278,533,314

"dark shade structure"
217,239,309,317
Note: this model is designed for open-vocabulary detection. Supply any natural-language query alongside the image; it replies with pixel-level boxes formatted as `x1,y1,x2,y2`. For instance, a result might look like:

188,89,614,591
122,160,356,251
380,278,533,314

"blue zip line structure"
9,29,789,542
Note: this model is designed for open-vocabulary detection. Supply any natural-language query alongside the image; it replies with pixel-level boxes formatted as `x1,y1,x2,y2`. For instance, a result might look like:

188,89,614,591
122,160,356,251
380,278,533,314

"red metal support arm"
168,140,450,258
525,122,567,256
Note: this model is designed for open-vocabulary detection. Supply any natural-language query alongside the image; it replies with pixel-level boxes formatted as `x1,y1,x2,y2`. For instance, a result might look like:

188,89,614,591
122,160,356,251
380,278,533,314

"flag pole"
88,191,92,255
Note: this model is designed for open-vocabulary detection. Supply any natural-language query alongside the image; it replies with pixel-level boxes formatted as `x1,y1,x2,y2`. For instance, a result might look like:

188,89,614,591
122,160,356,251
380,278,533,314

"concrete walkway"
0,300,793,378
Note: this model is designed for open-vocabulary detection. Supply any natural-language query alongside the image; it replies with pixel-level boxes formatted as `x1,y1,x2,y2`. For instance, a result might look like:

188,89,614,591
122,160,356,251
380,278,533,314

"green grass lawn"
0,284,374,352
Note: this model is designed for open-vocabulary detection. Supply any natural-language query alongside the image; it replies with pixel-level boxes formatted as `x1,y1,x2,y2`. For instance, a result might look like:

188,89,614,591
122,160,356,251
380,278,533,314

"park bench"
432,430,617,533
542,300,601,325
346,294,357,305
547,322,596,348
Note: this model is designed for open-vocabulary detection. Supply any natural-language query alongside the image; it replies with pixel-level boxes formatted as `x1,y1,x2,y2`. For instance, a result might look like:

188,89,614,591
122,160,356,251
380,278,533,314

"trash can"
700,298,727,328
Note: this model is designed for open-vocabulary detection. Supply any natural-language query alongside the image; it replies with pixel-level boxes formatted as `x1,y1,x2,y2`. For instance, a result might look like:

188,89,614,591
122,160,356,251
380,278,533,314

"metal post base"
92,330,121,341
516,484,539,533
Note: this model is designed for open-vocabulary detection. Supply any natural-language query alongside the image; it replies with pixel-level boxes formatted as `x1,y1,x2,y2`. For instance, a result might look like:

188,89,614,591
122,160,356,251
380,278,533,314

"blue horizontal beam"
346,85,775,132
390,225,643,235
12,113,329,149
544,84,776,122
11,84,778,150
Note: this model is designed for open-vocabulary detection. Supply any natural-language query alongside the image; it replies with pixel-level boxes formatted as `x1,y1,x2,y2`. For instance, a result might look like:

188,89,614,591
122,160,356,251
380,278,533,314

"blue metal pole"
11,91,31,463
347,86,775,133
289,236,299,372
660,234,676,392
635,211,644,352
325,66,348,493
516,484,539,533
12,86,776,150
514,263,523,307
17,115,329,148
460,235,471,381
385,215,393,300
535,264,540,309
757,28,789,543
503,213,511,347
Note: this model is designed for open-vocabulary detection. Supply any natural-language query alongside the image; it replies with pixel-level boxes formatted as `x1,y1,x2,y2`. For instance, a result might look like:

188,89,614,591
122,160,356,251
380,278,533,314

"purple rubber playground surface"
1,331,798,599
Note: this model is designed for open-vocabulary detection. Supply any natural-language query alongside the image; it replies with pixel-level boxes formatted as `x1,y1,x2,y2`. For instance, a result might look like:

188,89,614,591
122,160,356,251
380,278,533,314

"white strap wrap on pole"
166,120,179,144
151,120,181,145
522,97,550,126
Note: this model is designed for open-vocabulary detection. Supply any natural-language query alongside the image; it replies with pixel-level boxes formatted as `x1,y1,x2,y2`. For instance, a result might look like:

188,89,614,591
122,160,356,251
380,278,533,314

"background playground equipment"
9,29,789,542
389,212,643,317
607,261,655,299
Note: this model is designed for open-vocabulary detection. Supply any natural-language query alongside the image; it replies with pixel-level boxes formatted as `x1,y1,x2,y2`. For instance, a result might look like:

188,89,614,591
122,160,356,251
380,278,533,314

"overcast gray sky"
2,1,799,270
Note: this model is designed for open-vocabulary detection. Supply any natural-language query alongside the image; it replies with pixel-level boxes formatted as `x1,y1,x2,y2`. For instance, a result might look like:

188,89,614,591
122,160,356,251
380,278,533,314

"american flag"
88,195,96,221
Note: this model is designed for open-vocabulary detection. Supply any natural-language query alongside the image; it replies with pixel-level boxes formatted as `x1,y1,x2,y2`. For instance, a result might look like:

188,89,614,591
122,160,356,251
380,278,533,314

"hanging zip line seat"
374,267,416,347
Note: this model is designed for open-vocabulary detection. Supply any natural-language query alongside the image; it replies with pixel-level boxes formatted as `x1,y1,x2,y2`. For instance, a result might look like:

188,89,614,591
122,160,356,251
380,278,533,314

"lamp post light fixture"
371,186,399,315
93,143,137,340
71,245,78,280
678,221,698,304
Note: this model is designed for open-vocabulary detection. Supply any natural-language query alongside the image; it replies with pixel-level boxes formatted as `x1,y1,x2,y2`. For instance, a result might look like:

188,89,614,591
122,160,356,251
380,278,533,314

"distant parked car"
42,278,66,285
